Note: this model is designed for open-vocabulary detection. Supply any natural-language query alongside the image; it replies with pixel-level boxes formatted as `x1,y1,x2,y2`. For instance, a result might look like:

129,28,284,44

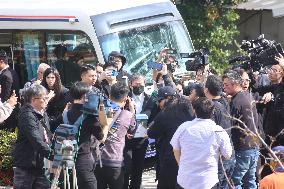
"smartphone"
122,76,128,86
147,61,163,71
111,70,118,77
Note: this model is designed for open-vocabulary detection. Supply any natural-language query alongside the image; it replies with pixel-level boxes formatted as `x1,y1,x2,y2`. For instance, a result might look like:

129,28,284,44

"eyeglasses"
34,97,49,101
268,68,282,73
242,78,251,82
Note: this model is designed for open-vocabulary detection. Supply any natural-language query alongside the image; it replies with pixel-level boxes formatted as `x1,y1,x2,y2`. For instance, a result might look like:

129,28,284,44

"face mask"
132,86,144,95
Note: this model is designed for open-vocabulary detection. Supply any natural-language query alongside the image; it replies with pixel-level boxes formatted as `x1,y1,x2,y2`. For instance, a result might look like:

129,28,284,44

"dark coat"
117,70,132,83
230,91,259,150
147,97,195,164
46,87,70,130
66,103,104,155
255,82,284,146
0,67,20,102
13,104,52,169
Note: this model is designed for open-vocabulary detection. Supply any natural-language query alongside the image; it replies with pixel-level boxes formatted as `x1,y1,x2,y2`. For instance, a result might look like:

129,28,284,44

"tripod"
51,140,78,189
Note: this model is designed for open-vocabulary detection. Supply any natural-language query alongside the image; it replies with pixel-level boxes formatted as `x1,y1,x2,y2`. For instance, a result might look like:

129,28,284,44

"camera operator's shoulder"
119,110,135,125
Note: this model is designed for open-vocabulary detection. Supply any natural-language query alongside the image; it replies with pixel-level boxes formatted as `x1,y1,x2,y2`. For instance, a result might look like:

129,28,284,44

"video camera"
51,91,115,168
229,34,284,71
184,48,210,71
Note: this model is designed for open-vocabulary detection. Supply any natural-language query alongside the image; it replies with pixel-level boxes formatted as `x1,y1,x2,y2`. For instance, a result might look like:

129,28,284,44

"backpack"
51,111,85,169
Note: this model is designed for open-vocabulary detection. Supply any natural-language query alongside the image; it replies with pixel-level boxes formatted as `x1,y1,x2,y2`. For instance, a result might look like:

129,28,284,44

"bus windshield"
98,20,194,82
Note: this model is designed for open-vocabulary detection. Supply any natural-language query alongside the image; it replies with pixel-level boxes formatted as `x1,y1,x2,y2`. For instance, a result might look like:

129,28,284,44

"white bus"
0,0,194,86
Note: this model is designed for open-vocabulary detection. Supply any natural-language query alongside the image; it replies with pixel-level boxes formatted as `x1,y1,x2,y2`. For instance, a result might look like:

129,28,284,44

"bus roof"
0,0,171,16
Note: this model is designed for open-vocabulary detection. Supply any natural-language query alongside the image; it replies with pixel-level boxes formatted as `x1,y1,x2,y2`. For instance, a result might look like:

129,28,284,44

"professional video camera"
184,48,210,71
50,90,113,189
229,34,284,71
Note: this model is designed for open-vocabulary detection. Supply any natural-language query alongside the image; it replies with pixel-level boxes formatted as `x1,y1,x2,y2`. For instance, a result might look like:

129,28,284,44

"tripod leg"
66,167,70,189
72,166,78,189
63,165,67,189
51,166,62,189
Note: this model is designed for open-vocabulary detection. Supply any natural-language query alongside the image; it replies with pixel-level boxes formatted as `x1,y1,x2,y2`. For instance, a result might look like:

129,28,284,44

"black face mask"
132,86,144,95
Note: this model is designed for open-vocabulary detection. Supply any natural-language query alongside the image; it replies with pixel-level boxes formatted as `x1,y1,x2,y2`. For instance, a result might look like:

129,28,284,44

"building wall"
236,9,284,46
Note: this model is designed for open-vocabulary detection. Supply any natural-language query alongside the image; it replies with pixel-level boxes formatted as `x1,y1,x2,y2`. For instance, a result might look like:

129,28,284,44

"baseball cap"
157,86,175,101
108,51,126,65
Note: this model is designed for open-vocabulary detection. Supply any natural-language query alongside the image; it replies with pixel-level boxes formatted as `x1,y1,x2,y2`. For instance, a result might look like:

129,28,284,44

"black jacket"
212,97,231,134
46,87,70,131
66,103,104,155
147,97,195,164
13,104,52,169
230,91,259,150
0,67,20,102
254,82,284,145
117,70,132,82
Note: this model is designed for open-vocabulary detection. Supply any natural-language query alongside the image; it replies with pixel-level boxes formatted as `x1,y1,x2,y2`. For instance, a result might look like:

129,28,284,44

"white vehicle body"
0,0,194,85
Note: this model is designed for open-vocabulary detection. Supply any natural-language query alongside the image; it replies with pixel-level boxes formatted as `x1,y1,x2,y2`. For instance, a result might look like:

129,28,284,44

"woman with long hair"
41,67,70,130
147,95,195,189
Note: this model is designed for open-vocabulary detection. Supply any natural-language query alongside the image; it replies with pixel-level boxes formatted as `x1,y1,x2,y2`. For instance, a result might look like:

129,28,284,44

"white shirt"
170,118,232,189
133,93,144,114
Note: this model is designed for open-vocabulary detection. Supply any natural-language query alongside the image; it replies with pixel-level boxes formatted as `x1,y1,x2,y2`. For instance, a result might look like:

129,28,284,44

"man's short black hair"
193,83,205,98
222,70,242,85
192,97,214,119
80,64,96,76
110,82,129,102
205,75,222,96
70,81,90,100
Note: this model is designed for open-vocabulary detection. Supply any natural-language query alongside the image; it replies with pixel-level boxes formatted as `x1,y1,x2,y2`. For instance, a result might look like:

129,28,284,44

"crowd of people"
0,47,284,189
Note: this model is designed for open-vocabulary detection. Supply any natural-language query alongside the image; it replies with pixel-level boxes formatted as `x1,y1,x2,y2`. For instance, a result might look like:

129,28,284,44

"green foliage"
0,130,17,170
177,0,242,74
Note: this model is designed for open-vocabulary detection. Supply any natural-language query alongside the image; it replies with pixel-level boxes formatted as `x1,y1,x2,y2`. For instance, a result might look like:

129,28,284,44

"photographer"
107,51,132,82
63,81,104,189
195,65,210,84
253,63,284,147
95,82,136,189
13,84,52,189
98,62,119,98
156,48,178,78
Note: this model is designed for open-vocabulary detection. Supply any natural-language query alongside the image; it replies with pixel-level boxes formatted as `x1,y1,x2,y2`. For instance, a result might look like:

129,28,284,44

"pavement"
140,157,157,189
141,169,157,189
0,158,158,189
